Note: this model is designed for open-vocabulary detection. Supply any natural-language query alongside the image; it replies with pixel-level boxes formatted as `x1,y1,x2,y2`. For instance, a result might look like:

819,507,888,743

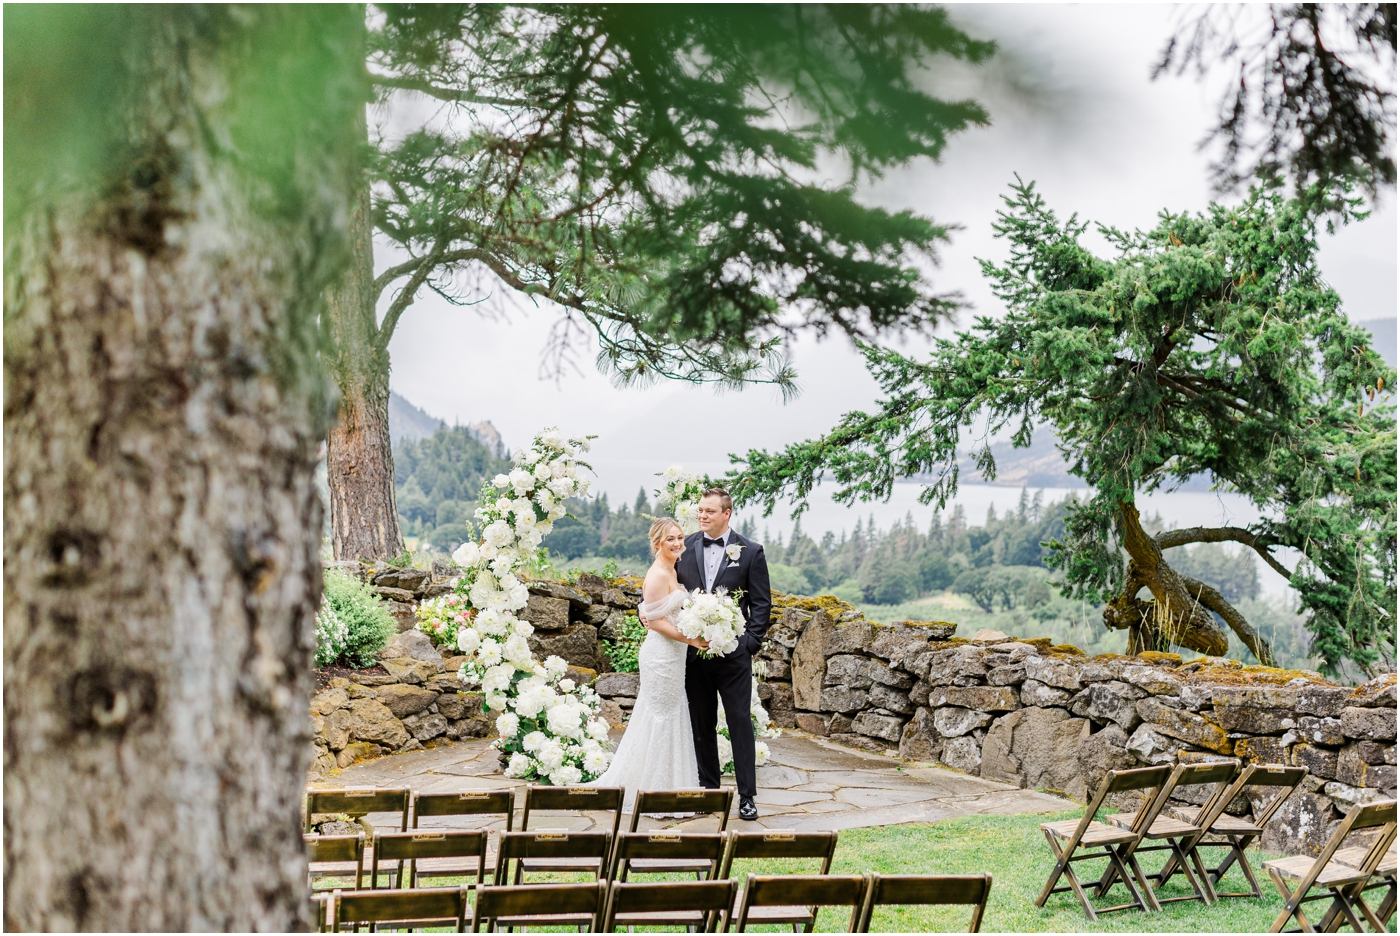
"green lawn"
313,810,1347,933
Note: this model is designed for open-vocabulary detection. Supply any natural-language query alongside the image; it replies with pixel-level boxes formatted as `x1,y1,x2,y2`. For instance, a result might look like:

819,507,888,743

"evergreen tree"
729,179,1396,675
323,4,998,559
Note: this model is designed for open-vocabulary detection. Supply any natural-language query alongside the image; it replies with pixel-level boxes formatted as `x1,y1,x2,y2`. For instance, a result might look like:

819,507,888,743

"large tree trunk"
3,7,360,930
324,166,405,562
1103,502,1231,657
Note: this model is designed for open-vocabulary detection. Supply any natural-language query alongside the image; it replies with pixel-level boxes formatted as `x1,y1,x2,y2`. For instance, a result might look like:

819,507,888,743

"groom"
675,488,771,821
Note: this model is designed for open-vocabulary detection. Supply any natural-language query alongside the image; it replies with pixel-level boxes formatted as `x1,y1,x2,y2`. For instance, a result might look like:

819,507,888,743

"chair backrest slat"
412,790,515,829
522,786,624,838
721,830,839,878
612,832,727,880
374,830,488,862
606,879,736,917
738,874,869,933
494,830,614,884
306,787,411,832
333,885,469,931
471,881,606,932
306,834,366,891
629,790,733,832
858,874,993,934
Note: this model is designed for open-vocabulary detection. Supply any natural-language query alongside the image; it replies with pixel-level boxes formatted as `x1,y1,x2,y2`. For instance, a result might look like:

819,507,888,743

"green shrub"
317,571,396,668
602,612,646,673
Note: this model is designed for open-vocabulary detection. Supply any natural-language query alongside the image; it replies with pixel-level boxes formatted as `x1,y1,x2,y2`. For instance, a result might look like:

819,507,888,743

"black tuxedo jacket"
674,530,772,657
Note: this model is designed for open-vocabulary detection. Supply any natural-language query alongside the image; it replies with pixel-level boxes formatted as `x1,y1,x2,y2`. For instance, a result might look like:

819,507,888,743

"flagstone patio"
311,730,1071,834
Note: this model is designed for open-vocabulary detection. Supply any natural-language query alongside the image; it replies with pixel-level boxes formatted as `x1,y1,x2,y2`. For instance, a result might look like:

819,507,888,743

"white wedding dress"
589,589,699,808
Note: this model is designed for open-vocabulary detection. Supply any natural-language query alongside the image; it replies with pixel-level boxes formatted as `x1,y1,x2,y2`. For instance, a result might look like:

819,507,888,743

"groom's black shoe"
738,796,759,821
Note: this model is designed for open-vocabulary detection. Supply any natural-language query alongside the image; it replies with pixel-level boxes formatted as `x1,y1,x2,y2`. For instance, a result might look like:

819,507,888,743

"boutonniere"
725,543,744,562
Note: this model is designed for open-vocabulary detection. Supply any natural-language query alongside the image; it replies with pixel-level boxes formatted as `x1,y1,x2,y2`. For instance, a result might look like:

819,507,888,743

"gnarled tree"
324,3,998,560
729,179,1396,676
5,6,360,928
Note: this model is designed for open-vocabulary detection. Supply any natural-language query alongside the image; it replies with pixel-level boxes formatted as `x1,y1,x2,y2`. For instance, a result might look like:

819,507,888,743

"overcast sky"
383,4,1396,553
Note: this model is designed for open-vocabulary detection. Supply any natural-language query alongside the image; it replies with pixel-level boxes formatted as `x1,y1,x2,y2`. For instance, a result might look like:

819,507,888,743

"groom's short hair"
701,487,733,513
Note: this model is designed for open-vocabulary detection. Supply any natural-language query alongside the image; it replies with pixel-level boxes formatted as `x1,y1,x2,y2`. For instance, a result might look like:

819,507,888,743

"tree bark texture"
1103,503,1231,658
3,8,361,930
325,169,405,562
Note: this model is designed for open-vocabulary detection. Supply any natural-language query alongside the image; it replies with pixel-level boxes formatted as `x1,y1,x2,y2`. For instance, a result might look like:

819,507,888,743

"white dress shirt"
703,527,732,592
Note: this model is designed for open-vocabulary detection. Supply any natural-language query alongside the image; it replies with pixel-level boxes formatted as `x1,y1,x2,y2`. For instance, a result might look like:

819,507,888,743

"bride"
589,517,707,804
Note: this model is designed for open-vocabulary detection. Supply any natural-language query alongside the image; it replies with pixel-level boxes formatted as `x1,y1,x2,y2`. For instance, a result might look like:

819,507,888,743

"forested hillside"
394,426,511,552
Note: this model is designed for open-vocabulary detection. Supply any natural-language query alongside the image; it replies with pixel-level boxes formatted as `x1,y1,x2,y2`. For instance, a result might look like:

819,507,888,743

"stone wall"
309,567,641,778
716,596,1394,856
313,568,1395,856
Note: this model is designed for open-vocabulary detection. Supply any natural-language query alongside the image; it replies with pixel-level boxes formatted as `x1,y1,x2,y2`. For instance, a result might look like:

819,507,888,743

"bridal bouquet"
675,589,744,658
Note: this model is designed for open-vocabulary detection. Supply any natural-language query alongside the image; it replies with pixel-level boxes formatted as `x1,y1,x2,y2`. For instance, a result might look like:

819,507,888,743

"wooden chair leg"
1126,850,1160,912
1035,831,1073,909
1191,844,1220,903
1167,839,1209,905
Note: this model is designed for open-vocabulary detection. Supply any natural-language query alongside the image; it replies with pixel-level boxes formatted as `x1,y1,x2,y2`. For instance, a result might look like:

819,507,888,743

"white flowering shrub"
314,606,350,668
443,428,612,783
675,589,744,658
655,465,706,534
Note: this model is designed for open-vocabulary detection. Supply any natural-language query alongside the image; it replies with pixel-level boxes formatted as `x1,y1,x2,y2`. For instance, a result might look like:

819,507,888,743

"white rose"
522,730,547,753
559,678,575,693
503,634,533,667
514,687,546,719
505,752,532,778
522,448,541,465
537,740,565,771
544,656,567,679
484,691,509,711
533,462,552,482
452,541,481,568
587,718,611,741
546,702,583,738
493,473,511,488
456,627,481,654
483,520,513,548
716,734,733,768
496,712,520,738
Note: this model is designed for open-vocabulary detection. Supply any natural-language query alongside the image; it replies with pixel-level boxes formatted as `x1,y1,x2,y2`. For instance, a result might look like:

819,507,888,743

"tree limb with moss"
728,178,1396,676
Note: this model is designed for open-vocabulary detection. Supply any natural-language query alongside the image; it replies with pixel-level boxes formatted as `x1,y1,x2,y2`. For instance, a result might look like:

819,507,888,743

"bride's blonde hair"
648,517,683,556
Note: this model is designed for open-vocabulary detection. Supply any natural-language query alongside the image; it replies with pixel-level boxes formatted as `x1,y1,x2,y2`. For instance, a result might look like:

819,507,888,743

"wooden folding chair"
1035,765,1171,920
626,789,733,877
412,790,516,832
1170,763,1307,899
309,892,330,932
372,830,488,890
519,786,624,877
611,832,727,883
602,878,737,932
1323,840,1398,933
306,787,411,833
1103,759,1240,906
471,880,608,933
855,873,991,933
720,831,840,931
330,884,471,932
494,830,615,886
1264,800,1396,933
306,833,366,891
733,874,870,933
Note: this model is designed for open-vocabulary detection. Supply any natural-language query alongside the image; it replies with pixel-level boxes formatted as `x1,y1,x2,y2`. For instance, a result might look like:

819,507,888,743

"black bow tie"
703,536,726,549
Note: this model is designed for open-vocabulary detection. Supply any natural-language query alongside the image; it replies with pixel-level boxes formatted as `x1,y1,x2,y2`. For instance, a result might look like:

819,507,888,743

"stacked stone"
308,629,492,778
327,558,456,632
517,572,642,675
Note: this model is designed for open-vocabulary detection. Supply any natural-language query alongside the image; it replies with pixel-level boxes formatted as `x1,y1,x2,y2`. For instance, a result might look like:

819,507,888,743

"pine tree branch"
370,73,528,107
1180,573,1278,667
1156,525,1293,580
